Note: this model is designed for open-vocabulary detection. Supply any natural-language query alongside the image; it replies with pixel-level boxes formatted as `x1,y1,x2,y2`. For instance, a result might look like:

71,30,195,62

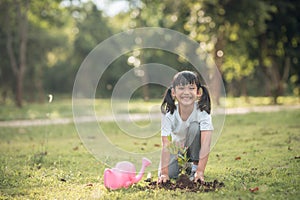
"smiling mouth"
181,96,191,99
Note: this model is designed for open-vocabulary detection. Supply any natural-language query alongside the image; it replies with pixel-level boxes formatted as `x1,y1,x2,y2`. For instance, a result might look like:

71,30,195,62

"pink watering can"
104,157,151,190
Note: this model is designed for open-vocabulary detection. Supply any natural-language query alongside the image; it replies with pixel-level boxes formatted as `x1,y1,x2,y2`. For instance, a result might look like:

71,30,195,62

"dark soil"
144,174,225,193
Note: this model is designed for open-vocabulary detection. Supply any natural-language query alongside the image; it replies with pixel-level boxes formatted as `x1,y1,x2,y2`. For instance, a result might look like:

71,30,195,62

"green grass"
0,97,162,121
0,98,73,121
0,109,299,199
223,96,299,107
0,96,299,121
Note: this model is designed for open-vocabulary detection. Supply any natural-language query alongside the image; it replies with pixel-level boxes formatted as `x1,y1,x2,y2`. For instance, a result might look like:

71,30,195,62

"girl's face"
172,83,200,107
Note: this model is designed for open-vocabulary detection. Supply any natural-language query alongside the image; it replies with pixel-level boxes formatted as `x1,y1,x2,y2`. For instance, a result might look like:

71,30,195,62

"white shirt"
161,102,213,144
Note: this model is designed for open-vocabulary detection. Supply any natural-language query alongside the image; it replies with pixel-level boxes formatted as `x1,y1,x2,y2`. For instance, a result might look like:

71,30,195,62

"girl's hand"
194,171,205,183
158,174,169,183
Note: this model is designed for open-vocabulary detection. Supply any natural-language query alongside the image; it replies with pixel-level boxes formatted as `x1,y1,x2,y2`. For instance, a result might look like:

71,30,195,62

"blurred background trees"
0,0,299,107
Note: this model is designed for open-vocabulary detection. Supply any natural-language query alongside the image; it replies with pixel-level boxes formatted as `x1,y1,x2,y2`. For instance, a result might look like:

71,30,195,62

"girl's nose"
183,87,189,94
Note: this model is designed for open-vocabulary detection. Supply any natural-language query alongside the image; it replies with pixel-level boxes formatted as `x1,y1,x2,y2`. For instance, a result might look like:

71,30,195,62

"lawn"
0,101,299,199
0,96,299,121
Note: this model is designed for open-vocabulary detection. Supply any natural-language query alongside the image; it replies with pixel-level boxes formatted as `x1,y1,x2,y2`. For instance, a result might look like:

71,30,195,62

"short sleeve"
161,114,172,136
199,111,214,131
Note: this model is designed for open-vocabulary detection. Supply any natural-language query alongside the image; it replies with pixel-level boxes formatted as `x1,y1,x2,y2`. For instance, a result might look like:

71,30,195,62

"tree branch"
18,0,29,76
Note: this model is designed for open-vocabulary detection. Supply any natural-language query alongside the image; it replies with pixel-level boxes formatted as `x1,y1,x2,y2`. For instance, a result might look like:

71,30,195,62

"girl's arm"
159,136,170,183
195,130,212,182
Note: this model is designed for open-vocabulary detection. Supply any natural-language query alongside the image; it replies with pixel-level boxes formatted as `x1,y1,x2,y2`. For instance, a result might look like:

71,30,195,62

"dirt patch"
144,174,225,193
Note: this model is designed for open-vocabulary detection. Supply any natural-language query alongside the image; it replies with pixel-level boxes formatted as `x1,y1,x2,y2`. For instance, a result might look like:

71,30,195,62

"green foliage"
1,0,300,105
44,1,113,95
166,135,190,174
185,0,271,94
183,0,299,98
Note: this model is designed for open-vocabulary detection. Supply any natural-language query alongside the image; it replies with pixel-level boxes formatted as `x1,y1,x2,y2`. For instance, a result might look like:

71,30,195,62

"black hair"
161,70,211,114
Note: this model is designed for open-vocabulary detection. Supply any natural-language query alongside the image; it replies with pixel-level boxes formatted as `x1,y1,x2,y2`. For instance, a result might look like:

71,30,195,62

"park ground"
0,97,299,199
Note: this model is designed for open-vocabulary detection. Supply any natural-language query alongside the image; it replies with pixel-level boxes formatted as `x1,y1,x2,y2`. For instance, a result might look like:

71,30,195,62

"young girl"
158,70,213,183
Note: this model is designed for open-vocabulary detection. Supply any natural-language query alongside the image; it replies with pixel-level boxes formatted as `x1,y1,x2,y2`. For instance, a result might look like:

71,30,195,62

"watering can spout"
133,157,152,183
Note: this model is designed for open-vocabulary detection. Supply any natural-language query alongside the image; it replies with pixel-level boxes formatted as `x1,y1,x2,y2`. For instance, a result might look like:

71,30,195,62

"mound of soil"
144,174,225,193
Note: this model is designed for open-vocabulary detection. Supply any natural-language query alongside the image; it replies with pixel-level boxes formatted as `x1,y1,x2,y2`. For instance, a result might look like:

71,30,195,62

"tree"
4,0,29,107
1,0,68,106
120,0,194,99
258,0,300,103
185,0,275,102
0,15,13,104
46,1,114,96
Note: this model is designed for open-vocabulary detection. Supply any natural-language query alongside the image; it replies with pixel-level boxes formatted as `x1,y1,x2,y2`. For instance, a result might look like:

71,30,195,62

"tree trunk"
212,32,225,106
258,34,273,97
272,56,290,104
240,77,248,97
258,33,291,104
5,0,29,107
16,71,24,107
